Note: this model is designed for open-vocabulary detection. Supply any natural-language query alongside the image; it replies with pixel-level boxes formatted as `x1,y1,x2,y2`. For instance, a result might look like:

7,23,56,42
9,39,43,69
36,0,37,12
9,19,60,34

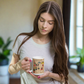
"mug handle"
29,59,33,72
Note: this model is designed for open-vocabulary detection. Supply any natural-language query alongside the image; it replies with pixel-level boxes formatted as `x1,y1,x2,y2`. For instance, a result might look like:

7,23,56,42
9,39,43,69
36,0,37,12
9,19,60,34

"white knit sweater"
12,35,61,84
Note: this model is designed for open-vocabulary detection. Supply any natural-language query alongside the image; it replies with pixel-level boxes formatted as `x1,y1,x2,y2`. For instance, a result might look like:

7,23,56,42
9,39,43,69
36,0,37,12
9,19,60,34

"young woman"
8,1,69,84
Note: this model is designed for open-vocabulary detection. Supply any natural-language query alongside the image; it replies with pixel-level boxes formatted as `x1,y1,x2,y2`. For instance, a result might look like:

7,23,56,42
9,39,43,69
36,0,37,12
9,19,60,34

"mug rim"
32,56,44,59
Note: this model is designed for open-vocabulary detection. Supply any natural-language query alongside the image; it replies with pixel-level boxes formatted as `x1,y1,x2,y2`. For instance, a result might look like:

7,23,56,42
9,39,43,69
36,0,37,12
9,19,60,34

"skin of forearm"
49,72,65,82
8,60,22,74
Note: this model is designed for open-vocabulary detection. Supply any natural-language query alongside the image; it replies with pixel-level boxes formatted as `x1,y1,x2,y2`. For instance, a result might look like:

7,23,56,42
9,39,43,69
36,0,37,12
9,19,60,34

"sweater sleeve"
8,36,23,74
8,59,22,74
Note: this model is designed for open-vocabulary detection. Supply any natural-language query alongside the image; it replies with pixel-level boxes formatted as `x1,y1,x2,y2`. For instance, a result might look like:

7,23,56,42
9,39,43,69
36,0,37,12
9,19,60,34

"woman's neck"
32,32,50,44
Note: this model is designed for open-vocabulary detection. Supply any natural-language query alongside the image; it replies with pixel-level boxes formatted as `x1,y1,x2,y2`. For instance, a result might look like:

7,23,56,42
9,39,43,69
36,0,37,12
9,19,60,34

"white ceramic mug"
30,56,44,75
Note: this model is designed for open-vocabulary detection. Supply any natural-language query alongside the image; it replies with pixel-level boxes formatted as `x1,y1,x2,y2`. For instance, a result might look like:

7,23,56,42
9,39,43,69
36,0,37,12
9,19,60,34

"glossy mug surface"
31,56,44,75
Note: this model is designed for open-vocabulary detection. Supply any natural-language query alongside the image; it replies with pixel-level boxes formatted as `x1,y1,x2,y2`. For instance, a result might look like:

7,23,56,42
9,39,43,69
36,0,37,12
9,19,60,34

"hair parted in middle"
13,1,68,84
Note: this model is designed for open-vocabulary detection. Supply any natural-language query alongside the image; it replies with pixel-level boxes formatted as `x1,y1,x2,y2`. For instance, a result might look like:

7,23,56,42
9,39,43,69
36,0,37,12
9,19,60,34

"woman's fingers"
22,57,32,65
21,57,32,71
37,71,50,79
24,57,32,62
21,63,30,70
24,57,29,61
22,63,30,67
21,61,30,65
37,74,45,79
21,57,31,64
22,66,30,70
28,72,37,78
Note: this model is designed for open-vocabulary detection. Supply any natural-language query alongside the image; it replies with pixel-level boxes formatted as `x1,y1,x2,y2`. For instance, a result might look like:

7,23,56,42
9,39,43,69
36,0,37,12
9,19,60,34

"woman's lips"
42,29,47,32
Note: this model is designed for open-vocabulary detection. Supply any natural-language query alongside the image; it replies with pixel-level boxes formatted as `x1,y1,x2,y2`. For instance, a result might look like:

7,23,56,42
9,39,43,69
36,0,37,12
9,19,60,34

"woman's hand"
21,57,32,73
29,71,50,79
37,71,50,79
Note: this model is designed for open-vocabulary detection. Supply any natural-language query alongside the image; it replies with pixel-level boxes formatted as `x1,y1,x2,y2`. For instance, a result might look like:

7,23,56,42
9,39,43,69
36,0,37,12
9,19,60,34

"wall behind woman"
0,0,39,50
40,0,63,9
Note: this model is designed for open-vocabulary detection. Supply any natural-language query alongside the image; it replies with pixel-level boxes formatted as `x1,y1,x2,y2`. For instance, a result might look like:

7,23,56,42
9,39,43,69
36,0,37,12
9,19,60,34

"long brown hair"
13,1,68,83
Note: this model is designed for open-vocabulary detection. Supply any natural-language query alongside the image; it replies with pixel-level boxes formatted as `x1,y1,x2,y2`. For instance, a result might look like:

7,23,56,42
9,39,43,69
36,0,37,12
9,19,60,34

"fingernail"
28,71,30,73
28,71,31,73
37,76,40,79
29,59,32,62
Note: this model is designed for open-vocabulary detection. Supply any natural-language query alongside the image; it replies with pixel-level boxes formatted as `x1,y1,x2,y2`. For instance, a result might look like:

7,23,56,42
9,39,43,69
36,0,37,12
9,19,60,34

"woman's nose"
42,22,47,28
